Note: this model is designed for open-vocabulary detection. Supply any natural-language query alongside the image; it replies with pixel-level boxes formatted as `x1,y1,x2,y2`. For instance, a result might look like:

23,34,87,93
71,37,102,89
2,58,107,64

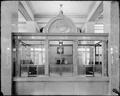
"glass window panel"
77,41,108,77
95,30,104,33
21,65,28,77
13,35,108,78
28,65,37,77
94,24,104,33
49,41,73,76
38,65,45,75
94,27,104,30
14,40,46,77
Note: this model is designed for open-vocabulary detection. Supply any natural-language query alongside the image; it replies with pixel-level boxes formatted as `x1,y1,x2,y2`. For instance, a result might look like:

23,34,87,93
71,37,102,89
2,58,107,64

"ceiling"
19,1,98,28
29,1,96,17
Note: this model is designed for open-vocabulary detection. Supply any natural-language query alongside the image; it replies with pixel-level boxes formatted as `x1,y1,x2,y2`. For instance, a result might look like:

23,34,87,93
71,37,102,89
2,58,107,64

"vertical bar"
45,39,49,75
90,46,94,76
73,40,78,76
92,46,95,77
106,41,108,76
102,41,107,76
98,46,100,65
15,39,21,77
94,45,96,76
104,41,108,76
95,46,96,65
83,46,87,65
102,42,104,76
26,46,29,77
36,46,38,75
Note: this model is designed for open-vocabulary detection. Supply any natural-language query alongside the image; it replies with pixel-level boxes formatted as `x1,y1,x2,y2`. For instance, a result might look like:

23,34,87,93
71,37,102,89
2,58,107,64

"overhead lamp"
59,41,63,46
57,41,64,54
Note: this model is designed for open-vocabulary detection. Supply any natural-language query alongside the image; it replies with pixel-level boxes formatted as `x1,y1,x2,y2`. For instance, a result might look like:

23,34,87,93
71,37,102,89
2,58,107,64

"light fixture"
57,41,64,54
59,41,63,46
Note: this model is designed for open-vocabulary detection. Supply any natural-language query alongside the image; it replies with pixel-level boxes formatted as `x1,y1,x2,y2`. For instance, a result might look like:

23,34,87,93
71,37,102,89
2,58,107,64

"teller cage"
12,10,108,94
12,33,109,95
12,33,108,77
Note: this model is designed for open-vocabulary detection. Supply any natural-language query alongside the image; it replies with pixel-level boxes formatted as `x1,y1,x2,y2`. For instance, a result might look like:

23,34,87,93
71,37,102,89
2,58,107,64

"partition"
12,33,109,95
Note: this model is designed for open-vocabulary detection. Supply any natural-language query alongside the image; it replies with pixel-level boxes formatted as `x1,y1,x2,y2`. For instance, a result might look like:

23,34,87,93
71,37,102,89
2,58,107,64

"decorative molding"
37,22,85,24
43,11,77,33
34,14,87,19
13,33,109,37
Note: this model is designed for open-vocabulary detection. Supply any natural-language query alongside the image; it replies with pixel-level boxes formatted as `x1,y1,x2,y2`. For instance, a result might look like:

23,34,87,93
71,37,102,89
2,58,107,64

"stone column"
103,1,119,95
1,1,18,95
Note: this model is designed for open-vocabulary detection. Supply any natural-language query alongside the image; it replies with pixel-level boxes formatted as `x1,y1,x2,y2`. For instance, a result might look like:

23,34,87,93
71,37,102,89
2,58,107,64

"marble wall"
1,1,18,95
103,1,119,94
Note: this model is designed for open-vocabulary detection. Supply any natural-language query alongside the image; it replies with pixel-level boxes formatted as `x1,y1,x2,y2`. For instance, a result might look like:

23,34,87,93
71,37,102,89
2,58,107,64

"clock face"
49,19,71,33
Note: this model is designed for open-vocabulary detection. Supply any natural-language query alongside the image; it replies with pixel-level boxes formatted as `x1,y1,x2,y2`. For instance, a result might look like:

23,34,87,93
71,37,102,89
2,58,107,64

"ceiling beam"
19,1,34,21
81,1,103,31
87,1,103,22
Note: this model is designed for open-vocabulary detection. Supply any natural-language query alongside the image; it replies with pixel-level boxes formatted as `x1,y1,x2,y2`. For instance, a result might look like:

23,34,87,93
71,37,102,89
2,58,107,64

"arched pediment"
44,11,77,33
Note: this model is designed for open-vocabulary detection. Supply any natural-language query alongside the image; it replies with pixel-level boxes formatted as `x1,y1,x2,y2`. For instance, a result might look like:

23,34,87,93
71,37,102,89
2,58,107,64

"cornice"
34,14,87,19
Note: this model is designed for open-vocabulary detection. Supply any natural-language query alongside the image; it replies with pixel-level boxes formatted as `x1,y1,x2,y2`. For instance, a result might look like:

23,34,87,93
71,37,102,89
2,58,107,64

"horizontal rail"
12,32,108,37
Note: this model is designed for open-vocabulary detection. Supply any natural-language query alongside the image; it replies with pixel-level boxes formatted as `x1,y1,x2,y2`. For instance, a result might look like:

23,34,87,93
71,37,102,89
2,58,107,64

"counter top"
13,76,109,82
